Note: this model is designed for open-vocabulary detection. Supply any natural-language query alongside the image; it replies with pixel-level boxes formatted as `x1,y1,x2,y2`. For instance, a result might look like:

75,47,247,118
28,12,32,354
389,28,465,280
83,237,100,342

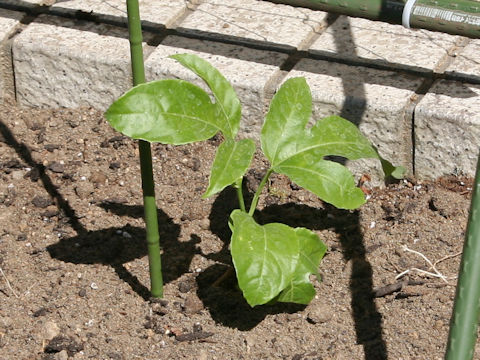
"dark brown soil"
0,100,477,360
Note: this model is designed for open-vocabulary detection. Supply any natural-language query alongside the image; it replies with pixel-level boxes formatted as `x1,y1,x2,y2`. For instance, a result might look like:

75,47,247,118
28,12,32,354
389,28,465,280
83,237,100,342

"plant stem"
235,177,246,212
126,0,163,298
248,168,273,216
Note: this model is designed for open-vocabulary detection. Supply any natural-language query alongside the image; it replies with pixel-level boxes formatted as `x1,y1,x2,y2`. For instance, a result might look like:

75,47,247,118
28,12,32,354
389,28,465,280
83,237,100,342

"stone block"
13,15,150,110
285,58,423,182
309,16,460,74
145,35,288,139
50,0,188,29
176,0,329,50
0,9,24,101
444,39,480,83
415,80,480,179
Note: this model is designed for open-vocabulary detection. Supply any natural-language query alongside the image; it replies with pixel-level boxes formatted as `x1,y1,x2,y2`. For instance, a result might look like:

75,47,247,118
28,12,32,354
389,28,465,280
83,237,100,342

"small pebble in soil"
290,183,300,190
149,298,169,306
433,320,444,330
41,206,59,218
103,197,128,205
90,282,98,290
178,281,193,293
186,158,201,171
32,196,53,208
151,304,168,317
33,307,49,317
44,144,60,152
25,167,40,181
198,218,210,230
67,118,80,128
78,288,87,297
39,321,60,342
175,329,213,342
36,131,46,144
89,171,107,186
2,159,22,169
307,307,333,324
11,170,24,180
74,182,94,200
193,323,202,333
106,352,123,360
17,233,27,241
53,350,68,360
43,335,84,356
47,162,65,173
183,293,204,314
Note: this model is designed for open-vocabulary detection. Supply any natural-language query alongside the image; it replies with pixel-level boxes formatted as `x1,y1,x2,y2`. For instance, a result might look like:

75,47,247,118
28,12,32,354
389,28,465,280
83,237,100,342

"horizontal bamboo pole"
267,0,480,38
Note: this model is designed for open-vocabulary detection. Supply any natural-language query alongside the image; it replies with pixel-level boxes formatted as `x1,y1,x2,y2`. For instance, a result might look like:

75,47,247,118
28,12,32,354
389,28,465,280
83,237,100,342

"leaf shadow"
196,263,306,331
203,193,384,346
206,182,254,264
259,202,386,355
46,203,199,300
194,185,307,330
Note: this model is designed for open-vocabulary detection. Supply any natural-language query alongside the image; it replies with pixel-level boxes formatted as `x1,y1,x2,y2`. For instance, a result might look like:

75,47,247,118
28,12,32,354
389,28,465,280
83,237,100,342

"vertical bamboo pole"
446,153,480,359
125,0,163,298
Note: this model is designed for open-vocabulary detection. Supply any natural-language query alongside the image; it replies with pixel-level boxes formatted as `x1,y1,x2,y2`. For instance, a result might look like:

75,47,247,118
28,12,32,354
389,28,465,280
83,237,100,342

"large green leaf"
296,115,378,161
261,77,312,164
230,210,300,307
277,228,327,304
105,79,219,144
261,79,404,209
203,138,255,198
305,117,405,179
276,155,366,209
171,53,241,140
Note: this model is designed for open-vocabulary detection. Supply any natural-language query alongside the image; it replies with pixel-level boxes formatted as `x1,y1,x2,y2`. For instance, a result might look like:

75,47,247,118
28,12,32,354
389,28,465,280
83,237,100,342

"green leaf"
261,78,404,209
203,138,255,198
389,164,406,179
261,77,312,164
230,211,327,306
377,149,406,179
277,228,327,304
105,79,219,144
230,210,300,307
171,53,241,140
300,116,378,161
276,156,366,209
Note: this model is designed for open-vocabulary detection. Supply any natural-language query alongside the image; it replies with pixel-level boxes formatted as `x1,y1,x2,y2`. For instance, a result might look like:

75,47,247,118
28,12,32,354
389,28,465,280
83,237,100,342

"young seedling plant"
105,54,403,307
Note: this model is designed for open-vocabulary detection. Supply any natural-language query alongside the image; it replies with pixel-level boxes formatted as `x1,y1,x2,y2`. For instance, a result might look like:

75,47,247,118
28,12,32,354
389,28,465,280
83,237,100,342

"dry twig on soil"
395,245,458,284
0,266,19,298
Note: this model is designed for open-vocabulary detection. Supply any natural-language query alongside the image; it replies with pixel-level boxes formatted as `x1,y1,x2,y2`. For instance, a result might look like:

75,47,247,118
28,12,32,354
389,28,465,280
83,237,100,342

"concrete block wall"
1,0,480,181
0,9,24,99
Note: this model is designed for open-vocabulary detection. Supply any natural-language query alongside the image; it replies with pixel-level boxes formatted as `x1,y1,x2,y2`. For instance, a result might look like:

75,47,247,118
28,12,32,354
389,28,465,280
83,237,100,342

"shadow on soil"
0,118,194,301
202,186,387,357
194,185,306,331
46,203,198,301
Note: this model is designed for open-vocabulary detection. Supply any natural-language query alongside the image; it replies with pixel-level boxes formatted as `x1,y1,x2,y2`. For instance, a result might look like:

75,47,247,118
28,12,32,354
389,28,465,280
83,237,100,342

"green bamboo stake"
267,0,480,38
446,153,480,359
126,0,163,298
